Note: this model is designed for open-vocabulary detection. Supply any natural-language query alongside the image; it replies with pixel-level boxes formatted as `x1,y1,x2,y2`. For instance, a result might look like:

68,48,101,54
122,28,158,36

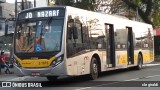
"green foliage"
55,0,96,11
55,0,160,27
122,0,160,27
76,0,95,10
152,0,160,26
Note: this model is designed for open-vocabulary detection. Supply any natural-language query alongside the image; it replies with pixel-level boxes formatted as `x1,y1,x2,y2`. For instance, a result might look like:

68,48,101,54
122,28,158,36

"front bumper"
13,62,66,76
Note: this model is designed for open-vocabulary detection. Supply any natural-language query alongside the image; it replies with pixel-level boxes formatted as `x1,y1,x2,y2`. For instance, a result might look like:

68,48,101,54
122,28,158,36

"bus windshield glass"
15,19,63,53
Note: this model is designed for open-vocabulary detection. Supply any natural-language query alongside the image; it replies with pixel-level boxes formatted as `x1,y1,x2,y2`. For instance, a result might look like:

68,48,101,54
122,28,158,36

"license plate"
31,72,40,76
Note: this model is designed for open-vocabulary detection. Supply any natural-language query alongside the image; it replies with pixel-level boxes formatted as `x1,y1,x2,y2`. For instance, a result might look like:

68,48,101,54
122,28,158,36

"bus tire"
135,54,143,70
90,57,98,80
46,76,58,81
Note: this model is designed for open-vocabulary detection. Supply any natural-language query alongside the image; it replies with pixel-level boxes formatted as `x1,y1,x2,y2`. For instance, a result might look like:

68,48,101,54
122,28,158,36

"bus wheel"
46,76,58,81
135,54,143,70
90,57,98,80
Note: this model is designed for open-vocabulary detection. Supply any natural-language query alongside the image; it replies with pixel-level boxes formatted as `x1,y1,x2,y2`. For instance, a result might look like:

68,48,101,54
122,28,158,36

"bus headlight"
51,55,64,67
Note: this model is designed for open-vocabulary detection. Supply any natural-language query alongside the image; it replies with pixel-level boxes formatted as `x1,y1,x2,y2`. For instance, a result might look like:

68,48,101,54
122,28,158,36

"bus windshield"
15,19,63,53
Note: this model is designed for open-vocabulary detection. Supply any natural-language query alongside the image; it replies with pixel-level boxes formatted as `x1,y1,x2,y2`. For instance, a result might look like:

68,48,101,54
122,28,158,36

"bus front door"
105,24,115,68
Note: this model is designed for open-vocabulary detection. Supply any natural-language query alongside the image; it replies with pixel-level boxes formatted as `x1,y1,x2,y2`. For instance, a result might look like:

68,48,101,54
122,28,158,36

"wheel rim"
93,63,97,74
90,58,98,79
139,60,142,68
138,56,142,68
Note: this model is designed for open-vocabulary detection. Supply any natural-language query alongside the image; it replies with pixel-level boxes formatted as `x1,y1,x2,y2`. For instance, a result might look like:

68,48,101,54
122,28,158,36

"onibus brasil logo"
1,82,42,87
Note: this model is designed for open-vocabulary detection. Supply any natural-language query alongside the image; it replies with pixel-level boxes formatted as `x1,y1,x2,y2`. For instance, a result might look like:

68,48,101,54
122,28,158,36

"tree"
97,0,160,27
122,0,160,27
102,0,127,14
55,0,73,6
55,0,97,11
54,0,160,27
152,0,160,27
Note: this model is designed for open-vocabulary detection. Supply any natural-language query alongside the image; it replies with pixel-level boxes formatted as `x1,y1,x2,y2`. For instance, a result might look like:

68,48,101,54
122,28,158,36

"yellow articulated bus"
13,6,154,80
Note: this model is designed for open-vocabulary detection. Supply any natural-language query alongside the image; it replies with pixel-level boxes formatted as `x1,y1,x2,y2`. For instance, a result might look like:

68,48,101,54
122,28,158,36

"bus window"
67,21,83,57
15,19,63,53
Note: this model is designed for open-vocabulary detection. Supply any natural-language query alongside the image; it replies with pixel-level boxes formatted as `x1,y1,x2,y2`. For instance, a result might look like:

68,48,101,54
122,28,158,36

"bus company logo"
1,82,11,87
1,82,42,87
22,62,31,65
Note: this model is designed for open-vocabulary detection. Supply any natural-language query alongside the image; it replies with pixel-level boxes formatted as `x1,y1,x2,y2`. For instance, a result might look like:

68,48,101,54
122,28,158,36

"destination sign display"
18,9,65,20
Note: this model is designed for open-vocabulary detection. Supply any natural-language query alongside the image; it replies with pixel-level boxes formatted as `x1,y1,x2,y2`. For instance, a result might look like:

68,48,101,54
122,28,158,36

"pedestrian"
0,51,12,74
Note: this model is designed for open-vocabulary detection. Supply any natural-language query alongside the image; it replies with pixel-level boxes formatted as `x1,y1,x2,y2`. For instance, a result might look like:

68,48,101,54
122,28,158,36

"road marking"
75,87,92,90
6,76,31,81
124,78,140,81
144,75,160,79
75,81,122,90
74,74,160,90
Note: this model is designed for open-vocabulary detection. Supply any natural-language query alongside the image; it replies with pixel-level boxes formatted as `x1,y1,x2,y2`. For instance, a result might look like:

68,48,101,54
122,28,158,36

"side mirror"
72,26,78,39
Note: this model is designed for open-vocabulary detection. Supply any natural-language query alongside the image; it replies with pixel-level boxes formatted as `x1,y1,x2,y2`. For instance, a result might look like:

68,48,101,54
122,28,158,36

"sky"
6,0,48,7
6,0,34,3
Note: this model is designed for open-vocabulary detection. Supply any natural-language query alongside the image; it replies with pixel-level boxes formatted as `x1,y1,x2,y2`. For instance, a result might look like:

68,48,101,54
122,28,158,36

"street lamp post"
15,0,17,18
34,0,36,7
22,0,24,10
4,19,8,35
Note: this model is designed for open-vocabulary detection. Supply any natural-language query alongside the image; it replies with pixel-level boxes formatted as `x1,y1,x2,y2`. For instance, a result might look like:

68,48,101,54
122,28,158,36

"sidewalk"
0,68,32,81
0,66,14,73
0,68,17,81
150,60,160,64
141,61,160,67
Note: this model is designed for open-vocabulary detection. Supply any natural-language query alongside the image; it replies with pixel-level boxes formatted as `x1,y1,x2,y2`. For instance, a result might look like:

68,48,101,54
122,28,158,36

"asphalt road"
1,64,160,90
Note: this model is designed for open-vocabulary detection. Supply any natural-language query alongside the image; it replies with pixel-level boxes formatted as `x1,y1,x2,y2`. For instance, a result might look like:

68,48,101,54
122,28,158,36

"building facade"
0,1,14,58
0,2,15,36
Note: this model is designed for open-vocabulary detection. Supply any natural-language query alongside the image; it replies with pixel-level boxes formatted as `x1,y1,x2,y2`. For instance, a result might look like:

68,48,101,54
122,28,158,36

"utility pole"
22,0,24,10
34,0,36,7
4,19,8,35
24,0,28,9
15,0,17,18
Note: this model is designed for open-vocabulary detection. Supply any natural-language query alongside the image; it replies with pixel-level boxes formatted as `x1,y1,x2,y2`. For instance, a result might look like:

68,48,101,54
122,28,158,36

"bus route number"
25,12,33,19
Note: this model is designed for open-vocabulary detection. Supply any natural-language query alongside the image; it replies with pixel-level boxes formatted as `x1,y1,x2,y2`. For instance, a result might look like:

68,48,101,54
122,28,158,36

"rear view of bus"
13,6,66,80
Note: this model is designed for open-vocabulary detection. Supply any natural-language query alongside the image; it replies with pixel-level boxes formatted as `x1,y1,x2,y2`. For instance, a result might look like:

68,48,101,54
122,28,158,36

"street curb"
143,63,160,67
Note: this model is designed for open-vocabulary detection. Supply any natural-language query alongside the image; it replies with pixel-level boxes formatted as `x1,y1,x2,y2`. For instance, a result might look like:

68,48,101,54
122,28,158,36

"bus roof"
18,6,66,14
18,6,152,28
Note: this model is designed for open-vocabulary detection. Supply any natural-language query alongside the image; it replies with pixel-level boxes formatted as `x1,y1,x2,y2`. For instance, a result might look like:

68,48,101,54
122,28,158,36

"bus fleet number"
38,61,48,65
